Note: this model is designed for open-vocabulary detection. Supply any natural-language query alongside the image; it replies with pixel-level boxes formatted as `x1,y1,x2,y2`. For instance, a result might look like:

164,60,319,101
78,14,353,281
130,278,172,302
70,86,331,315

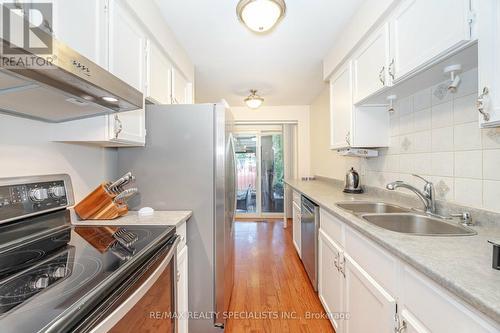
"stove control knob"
29,188,48,202
50,266,67,279
30,274,50,290
49,186,66,198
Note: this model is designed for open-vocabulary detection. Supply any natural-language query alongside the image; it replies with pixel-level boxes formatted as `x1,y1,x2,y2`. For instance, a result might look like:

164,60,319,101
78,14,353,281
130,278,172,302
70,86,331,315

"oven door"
86,236,180,333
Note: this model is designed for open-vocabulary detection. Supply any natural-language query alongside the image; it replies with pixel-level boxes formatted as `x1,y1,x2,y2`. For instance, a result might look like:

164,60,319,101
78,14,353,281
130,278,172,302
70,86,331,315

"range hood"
0,33,143,123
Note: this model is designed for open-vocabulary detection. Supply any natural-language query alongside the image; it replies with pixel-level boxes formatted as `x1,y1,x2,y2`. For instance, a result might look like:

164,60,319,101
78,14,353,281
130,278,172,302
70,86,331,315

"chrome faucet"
386,174,436,214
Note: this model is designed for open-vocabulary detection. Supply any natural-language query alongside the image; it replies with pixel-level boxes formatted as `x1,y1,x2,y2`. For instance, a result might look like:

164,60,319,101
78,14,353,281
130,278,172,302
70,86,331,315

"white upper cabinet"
330,61,353,149
353,23,390,103
477,0,500,127
108,0,146,92
330,61,389,149
51,0,108,68
107,0,146,145
172,68,193,104
389,0,472,82
146,41,173,105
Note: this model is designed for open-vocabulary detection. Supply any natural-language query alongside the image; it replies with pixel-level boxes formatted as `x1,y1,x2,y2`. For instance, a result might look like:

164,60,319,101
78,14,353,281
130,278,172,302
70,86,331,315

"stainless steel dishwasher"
301,196,319,291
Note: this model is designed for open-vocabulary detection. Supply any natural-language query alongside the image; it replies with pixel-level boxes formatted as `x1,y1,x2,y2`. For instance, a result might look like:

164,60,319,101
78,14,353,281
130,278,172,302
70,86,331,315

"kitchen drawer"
176,221,187,253
344,226,397,296
292,190,301,206
320,208,344,247
400,264,499,333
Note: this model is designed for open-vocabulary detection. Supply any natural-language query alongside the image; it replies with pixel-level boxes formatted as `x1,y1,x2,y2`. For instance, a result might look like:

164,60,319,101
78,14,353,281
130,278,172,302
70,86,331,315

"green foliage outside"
272,134,284,196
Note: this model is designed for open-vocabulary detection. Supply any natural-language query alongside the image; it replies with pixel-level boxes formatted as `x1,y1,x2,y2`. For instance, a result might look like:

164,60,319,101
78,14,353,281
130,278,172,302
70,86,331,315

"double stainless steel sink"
336,202,476,236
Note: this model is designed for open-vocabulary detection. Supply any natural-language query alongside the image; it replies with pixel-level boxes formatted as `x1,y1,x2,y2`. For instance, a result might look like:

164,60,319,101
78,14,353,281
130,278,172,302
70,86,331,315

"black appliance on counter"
0,174,179,333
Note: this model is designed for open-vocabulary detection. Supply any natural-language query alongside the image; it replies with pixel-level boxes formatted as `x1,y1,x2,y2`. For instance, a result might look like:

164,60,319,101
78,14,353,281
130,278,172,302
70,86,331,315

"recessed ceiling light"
244,90,264,109
102,96,118,103
236,0,286,33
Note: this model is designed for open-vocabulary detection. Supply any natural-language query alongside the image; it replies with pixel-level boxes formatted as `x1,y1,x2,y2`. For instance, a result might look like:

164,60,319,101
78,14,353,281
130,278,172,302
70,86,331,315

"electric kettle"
343,167,363,194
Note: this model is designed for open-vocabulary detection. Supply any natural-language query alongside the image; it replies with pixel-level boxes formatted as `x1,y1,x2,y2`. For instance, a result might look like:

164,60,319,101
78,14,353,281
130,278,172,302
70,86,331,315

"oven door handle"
88,236,180,333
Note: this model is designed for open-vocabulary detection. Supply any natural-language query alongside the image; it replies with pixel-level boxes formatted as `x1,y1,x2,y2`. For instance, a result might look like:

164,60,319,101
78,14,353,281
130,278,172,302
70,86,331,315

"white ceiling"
155,0,364,106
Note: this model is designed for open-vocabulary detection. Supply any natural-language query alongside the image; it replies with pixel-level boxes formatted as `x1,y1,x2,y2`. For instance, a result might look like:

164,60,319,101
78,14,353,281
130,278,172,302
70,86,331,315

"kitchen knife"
114,188,139,203
119,175,136,188
108,172,133,192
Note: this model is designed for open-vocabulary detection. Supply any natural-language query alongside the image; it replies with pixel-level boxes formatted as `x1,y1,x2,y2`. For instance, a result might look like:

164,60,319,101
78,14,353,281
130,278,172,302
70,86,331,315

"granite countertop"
286,178,500,324
70,209,192,227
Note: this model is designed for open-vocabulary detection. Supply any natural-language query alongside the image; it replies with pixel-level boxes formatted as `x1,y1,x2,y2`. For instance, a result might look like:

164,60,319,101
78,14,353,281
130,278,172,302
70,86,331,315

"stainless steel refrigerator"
117,103,236,332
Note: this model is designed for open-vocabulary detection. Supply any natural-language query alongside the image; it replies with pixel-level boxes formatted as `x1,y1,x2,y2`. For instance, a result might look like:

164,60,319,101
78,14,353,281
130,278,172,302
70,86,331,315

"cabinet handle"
114,114,123,139
339,255,346,277
476,87,491,122
395,318,407,333
389,59,395,80
345,131,351,146
333,253,339,270
177,271,181,282
379,66,386,85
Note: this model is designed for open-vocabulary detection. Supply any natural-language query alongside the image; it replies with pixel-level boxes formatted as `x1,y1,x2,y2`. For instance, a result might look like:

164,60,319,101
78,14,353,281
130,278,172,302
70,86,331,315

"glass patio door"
234,132,284,217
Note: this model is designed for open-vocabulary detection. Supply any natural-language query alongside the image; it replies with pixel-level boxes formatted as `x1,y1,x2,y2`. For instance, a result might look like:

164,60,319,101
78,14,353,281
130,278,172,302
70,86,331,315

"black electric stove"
0,175,176,333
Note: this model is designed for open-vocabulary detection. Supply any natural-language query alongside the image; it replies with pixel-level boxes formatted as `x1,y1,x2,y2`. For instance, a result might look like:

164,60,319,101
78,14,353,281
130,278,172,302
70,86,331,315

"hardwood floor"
226,219,335,333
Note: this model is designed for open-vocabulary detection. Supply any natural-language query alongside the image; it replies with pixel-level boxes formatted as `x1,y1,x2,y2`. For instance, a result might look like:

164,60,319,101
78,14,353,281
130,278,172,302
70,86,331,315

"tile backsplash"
362,69,500,213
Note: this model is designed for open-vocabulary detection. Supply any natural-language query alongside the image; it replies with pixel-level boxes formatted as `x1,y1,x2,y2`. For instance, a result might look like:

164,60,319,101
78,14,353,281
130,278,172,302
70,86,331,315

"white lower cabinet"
292,202,301,256
177,244,188,333
343,253,396,333
318,229,345,333
400,265,499,333
318,210,500,333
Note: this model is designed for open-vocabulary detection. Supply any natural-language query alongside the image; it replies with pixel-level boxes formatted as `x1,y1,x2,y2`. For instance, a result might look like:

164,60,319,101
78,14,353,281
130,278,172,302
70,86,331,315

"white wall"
0,114,117,201
231,105,311,178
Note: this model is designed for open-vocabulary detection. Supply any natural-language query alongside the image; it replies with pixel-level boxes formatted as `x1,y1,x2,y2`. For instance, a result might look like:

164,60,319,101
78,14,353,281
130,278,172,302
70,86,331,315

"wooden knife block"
75,183,129,220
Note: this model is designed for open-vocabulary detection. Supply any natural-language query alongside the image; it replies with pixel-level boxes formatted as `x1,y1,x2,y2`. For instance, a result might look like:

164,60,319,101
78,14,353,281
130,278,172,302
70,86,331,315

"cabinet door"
177,245,189,333
318,229,345,333
108,0,146,144
172,69,192,104
109,110,146,145
108,0,146,92
477,0,500,127
147,41,173,105
390,0,471,81
292,202,301,256
344,254,396,333
353,23,390,103
52,0,108,67
330,61,353,149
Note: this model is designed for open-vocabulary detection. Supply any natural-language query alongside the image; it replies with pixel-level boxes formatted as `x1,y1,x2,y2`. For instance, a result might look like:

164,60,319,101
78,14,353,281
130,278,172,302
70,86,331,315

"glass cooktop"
0,209,176,333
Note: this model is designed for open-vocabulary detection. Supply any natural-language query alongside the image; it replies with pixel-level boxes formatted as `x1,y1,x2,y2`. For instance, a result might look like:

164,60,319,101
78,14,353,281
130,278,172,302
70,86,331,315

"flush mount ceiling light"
244,89,264,109
236,0,286,33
